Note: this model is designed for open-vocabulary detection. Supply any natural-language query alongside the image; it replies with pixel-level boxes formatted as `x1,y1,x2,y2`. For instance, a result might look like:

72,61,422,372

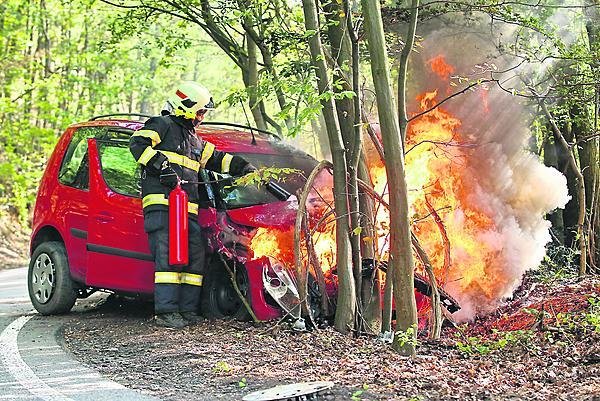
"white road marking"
0,316,73,401
0,298,31,305
0,281,25,288
0,312,35,318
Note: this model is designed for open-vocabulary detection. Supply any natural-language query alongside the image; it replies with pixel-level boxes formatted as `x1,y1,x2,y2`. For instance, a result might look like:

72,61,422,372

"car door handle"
94,213,114,223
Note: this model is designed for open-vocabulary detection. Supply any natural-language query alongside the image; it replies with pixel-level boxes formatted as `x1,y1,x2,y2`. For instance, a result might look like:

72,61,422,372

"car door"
85,136,155,293
54,127,93,282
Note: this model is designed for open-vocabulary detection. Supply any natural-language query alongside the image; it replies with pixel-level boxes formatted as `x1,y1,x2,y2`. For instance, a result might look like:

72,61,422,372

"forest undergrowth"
62,260,600,401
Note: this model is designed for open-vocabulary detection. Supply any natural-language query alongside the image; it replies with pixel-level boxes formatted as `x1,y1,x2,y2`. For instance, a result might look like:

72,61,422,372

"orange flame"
251,204,337,275
427,55,455,81
250,227,295,264
249,55,539,320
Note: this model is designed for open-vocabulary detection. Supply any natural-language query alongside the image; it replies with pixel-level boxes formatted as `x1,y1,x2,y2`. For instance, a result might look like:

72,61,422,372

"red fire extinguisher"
169,183,188,266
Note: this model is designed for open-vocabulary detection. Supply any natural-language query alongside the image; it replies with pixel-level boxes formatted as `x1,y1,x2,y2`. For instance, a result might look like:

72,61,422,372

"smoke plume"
403,12,573,320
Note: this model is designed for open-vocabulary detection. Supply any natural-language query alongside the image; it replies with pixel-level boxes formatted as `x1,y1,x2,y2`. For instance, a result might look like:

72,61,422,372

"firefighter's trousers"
144,211,207,314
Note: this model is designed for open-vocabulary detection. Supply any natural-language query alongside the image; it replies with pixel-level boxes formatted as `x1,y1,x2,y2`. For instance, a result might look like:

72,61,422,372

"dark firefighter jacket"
129,115,249,215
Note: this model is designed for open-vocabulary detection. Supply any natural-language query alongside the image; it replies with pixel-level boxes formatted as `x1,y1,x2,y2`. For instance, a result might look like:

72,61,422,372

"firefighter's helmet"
168,81,215,120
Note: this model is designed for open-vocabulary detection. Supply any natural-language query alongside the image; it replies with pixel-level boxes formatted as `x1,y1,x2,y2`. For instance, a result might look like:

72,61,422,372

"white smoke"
447,141,569,320
405,9,576,320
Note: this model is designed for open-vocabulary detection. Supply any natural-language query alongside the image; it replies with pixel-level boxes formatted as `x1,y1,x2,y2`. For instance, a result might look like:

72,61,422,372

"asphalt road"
0,267,159,401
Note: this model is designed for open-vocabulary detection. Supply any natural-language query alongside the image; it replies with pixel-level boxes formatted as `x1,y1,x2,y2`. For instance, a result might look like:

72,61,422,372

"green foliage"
394,324,418,349
212,360,231,374
351,384,369,400
455,335,493,355
233,167,301,187
455,329,536,355
533,243,579,283
584,297,600,332
553,296,600,334
238,377,247,388
0,0,241,221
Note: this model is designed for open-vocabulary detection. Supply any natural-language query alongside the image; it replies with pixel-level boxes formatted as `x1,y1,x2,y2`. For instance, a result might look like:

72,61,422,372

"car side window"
97,140,141,198
58,128,98,189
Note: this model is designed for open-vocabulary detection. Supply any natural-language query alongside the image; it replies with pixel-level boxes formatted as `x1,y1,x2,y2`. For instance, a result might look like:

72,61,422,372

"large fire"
250,55,569,321
251,189,338,274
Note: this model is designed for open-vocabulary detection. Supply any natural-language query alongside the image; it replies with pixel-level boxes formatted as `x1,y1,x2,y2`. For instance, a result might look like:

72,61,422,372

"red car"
28,115,458,323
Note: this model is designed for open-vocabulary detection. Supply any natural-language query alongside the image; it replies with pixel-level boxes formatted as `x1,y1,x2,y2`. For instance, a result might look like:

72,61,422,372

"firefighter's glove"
159,161,179,189
241,163,257,175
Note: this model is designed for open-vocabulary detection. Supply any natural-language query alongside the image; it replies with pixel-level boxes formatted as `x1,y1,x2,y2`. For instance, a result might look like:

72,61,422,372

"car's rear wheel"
201,258,251,320
28,241,77,315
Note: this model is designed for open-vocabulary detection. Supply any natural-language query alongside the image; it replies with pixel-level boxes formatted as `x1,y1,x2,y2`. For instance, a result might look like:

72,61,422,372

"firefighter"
129,82,255,329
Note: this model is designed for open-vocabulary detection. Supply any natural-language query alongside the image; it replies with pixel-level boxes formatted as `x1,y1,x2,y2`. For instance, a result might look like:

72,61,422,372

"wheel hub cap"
31,253,55,304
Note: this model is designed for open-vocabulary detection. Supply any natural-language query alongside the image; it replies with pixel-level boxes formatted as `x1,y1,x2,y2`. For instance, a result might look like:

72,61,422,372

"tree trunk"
543,131,566,244
322,0,363,332
358,156,382,334
362,0,418,354
556,120,580,249
301,0,355,333
538,99,588,275
584,0,600,270
571,103,598,269
246,32,267,131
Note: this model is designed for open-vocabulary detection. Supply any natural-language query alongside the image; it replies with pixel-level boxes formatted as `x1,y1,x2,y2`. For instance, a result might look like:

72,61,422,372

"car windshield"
217,151,317,209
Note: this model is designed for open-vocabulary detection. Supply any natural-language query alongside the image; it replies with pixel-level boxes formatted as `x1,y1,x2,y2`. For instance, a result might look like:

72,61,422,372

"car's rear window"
58,127,100,189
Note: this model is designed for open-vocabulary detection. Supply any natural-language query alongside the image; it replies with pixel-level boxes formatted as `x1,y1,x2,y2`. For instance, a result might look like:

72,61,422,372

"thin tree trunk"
397,0,418,144
584,0,600,269
322,0,364,333
358,156,382,334
301,0,355,333
557,120,581,249
571,103,598,269
538,98,588,275
411,233,442,339
246,32,267,131
295,160,332,318
362,0,418,354
543,131,566,244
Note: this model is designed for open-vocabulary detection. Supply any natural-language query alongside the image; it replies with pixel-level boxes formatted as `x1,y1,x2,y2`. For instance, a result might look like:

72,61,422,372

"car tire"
28,241,77,315
201,258,251,321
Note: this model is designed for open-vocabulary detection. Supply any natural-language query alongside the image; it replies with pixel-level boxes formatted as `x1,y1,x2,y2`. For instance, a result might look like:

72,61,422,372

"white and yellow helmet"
168,81,215,119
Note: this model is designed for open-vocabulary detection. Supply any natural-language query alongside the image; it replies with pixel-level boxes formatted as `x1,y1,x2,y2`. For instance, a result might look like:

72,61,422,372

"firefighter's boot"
155,312,188,329
180,311,204,325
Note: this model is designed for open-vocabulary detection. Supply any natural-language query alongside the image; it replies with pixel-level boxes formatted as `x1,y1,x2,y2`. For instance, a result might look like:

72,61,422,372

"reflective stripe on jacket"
129,115,249,215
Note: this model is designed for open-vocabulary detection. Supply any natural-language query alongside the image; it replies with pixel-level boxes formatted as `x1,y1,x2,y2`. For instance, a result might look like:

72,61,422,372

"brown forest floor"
61,275,600,401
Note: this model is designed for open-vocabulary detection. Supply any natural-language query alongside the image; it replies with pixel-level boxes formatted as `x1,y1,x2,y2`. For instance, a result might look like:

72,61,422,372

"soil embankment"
0,215,29,269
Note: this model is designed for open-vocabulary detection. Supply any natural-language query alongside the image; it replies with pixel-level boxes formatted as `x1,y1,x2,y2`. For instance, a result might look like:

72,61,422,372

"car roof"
68,119,297,156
